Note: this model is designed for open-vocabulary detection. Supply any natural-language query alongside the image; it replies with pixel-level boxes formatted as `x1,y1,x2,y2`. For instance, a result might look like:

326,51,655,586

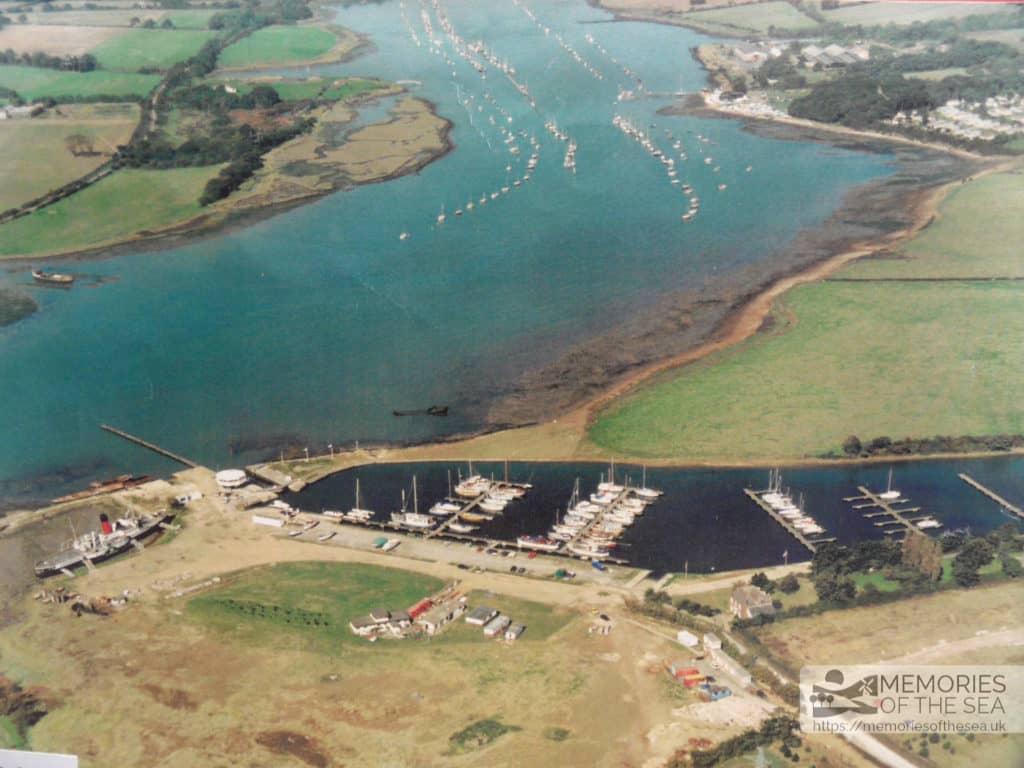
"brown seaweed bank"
486,112,984,427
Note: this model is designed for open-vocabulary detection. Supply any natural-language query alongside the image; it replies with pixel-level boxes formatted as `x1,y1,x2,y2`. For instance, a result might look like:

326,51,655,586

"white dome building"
215,469,247,489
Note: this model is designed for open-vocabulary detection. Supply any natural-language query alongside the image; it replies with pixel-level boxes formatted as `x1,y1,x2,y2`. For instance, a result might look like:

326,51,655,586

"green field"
908,67,969,82
321,78,387,101
199,75,388,104
0,166,220,258
843,174,1024,279
967,29,1024,52
851,571,901,593
91,28,218,71
160,9,218,29
821,1,1006,26
590,281,1024,459
440,590,572,644
186,562,570,651
0,66,159,100
589,170,1024,460
0,103,139,211
218,25,338,69
188,562,444,650
682,1,818,34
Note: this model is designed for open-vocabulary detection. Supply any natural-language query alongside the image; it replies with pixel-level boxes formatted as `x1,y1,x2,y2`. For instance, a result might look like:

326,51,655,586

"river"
0,0,898,506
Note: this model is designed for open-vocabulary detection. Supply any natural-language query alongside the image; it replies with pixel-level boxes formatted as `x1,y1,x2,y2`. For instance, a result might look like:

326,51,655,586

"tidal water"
0,0,895,505
288,456,1023,573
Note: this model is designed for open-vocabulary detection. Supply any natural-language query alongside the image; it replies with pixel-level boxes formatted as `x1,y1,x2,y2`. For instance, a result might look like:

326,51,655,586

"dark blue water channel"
287,456,1023,573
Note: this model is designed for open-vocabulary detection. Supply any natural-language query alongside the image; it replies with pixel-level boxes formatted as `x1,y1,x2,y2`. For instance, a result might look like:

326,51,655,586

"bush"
952,538,995,587
777,573,800,594
1000,553,1023,578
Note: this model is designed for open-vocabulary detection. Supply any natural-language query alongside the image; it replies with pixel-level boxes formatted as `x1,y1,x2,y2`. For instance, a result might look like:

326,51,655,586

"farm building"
349,615,378,637
417,602,465,635
801,43,868,68
677,630,699,647
483,614,512,638
733,43,766,64
465,606,498,625
729,586,775,619
389,611,412,628
703,632,722,650
408,598,433,619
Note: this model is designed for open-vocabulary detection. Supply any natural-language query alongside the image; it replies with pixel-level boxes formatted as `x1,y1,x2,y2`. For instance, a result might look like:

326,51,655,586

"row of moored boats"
518,469,662,559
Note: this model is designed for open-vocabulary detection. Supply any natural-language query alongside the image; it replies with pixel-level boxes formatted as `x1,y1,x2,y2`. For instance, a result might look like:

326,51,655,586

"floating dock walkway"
100,424,198,468
742,489,832,554
844,486,935,535
959,473,1023,519
424,479,533,540
298,479,631,566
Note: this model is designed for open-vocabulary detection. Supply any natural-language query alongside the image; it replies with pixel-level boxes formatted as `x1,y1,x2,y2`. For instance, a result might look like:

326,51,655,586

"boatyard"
2,447,1021,768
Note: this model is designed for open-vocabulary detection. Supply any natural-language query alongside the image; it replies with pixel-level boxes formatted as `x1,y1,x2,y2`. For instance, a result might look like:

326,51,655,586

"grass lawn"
843,173,1024,279
186,562,572,652
681,1,818,34
851,570,900,593
91,28,218,71
939,555,1004,584
218,25,338,69
0,166,220,258
0,103,138,211
187,561,443,650
0,66,159,100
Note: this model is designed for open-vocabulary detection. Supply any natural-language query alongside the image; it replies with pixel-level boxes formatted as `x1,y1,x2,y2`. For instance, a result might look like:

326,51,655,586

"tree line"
836,433,1024,459
0,49,97,71
786,37,1023,130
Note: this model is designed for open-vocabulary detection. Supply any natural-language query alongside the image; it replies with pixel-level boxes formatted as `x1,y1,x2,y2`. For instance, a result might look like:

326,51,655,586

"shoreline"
209,22,374,77
0,94,455,267
679,94,990,162
246,114,1012,484
258,442,1024,489
481,118,994,431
